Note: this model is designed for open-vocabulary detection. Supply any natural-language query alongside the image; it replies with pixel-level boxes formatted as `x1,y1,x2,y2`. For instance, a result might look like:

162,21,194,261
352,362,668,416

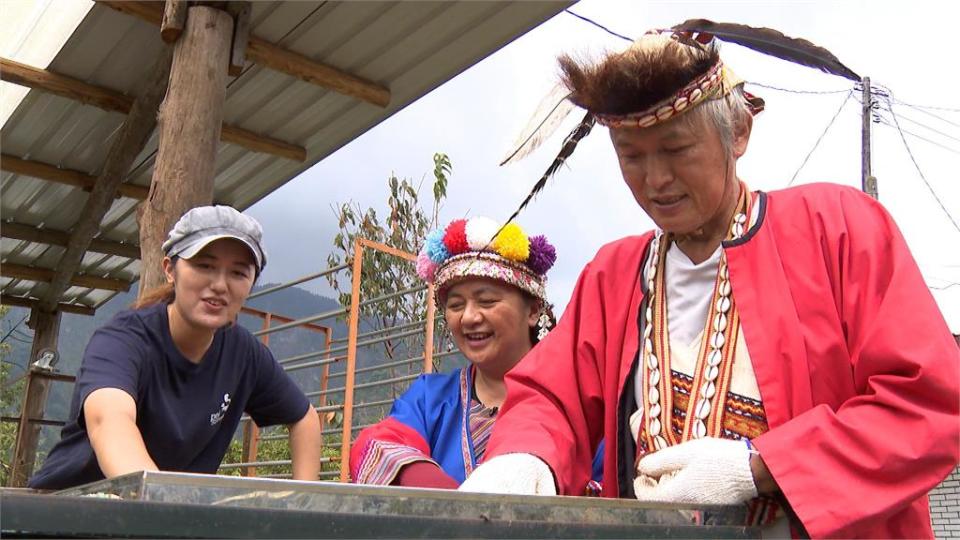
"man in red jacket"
459,28,960,539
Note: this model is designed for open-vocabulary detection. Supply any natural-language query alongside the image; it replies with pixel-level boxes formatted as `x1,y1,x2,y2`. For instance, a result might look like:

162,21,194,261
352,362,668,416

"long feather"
501,83,577,166
672,19,860,82
501,111,596,227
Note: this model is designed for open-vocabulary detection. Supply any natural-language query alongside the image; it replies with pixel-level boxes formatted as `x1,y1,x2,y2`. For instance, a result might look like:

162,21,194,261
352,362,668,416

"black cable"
875,102,960,144
875,82,960,123
889,97,960,114
929,282,959,290
852,93,960,155
882,95,960,233
898,101,960,129
563,9,633,42
746,81,852,95
787,90,854,186
874,118,960,156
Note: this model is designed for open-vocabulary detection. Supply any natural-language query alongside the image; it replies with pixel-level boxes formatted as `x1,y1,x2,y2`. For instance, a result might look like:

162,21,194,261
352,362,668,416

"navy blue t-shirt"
29,303,310,490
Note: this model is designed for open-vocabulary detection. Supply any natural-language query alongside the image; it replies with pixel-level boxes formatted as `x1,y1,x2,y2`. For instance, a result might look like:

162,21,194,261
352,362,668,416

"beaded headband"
416,217,556,303
592,30,764,129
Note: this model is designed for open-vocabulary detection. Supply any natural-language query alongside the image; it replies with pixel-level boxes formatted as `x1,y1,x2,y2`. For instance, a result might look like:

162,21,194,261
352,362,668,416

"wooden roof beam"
96,0,391,107
0,57,306,161
1,154,149,200
0,294,95,316
1,263,132,292
1,221,140,259
35,46,174,312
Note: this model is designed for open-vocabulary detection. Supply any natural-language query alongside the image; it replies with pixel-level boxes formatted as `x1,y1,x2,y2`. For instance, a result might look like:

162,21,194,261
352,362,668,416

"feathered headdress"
499,20,860,226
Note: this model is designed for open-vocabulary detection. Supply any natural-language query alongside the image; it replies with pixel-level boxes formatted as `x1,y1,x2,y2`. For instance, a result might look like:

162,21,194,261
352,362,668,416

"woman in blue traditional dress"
349,217,601,491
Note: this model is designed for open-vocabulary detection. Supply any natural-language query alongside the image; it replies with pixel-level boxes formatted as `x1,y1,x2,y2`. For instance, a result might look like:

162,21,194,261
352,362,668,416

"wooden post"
9,308,61,487
338,239,364,482
97,0,391,108
138,5,234,296
227,2,251,77
160,0,187,43
861,76,878,199
423,283,435,374
240,420,259,478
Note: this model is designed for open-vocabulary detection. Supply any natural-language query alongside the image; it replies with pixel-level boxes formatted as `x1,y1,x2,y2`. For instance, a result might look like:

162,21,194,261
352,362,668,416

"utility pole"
861,76,878,199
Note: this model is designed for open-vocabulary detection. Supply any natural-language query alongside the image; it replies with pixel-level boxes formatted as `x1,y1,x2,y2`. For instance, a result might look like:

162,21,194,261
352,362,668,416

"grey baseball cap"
161,205,266,273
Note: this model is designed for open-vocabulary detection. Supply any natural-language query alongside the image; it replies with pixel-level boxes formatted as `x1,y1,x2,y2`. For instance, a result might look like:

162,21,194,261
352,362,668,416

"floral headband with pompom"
416,217,556,303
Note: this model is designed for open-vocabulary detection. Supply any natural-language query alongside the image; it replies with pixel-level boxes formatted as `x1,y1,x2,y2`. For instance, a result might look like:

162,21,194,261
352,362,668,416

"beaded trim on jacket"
639,185,752,450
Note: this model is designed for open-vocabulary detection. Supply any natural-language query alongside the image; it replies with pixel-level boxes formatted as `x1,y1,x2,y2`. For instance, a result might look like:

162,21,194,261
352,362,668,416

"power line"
881,95,960,233
899,101,960,129
929,282,959,291
563,9,633,42
787,90,854,186
874,118,960,156
888,97,960,114
746,81,852,95
853,92,960,155
876,102,960,144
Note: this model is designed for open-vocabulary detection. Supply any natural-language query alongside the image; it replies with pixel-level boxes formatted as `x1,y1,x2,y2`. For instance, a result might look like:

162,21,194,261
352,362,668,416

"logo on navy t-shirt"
210,393,231,425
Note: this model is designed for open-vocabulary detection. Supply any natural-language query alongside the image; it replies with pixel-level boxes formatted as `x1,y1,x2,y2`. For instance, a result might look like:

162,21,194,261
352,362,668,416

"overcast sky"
246,0,960,331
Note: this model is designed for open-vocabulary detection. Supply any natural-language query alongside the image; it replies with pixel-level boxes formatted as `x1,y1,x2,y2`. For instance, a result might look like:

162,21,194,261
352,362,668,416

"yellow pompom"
493,223,530,262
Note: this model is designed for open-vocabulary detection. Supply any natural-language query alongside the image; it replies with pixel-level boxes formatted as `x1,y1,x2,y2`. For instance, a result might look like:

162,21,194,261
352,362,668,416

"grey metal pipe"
339,356,423,378
217,457,333,470
260,422,375,441
258,400,397,441
323,349,460,380
246,263,350,300
321,356,419,380
280,328,423,367
256,285,426,338
285,346,459,377
321,422,374,436
253,306,348,337
305,373,420,398
316,403,344,413
329,319,426,345
240,398,394,423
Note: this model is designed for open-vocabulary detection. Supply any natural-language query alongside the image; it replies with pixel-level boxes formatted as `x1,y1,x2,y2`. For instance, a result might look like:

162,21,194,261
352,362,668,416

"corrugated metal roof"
1,1,569,313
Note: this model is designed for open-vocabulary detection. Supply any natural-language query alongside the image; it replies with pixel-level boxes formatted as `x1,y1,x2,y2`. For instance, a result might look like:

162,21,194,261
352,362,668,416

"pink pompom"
416,249,438,282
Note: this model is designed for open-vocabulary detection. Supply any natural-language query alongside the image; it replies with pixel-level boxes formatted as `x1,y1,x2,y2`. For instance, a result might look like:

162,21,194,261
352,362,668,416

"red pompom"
443,219,469,254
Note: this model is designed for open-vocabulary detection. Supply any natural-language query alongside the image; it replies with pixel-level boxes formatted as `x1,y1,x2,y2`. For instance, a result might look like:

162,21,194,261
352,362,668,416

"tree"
325,153,454,388
220,424,342,479
0,306,29,485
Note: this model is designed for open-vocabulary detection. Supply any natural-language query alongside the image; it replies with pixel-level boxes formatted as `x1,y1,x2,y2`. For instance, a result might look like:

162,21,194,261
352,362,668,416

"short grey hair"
679,85,752,155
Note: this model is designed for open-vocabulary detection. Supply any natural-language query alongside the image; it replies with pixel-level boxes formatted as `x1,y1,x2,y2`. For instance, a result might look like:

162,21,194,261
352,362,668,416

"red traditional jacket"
486,183,959,539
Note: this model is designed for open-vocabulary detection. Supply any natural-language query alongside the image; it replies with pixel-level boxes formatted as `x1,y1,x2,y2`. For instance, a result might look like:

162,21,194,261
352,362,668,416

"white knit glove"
634,437,757,505
458,453,557,495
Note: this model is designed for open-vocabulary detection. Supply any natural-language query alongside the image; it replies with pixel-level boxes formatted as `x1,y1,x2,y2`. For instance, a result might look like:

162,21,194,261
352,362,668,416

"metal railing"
219,237,450,483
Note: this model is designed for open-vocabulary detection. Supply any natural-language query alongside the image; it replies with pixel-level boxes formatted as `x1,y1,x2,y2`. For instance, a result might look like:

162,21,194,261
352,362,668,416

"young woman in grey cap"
29,206,322,489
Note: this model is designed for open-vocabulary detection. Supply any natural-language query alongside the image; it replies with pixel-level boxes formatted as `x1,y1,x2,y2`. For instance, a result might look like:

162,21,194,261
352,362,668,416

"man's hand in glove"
634,437,759,505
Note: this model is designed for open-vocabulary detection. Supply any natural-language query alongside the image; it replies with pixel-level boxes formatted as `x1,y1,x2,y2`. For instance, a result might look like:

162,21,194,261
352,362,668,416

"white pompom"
465,217,500,251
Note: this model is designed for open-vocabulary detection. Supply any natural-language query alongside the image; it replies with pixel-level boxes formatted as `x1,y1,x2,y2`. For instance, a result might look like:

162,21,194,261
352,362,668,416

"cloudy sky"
246,0,960,330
